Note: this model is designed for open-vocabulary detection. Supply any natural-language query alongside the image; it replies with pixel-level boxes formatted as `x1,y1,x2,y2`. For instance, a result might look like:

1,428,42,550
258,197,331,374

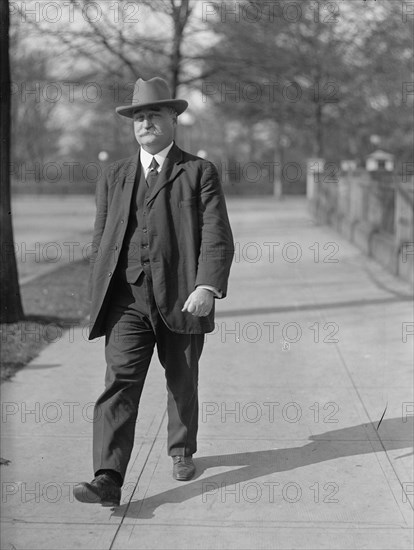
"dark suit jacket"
88,143,234,340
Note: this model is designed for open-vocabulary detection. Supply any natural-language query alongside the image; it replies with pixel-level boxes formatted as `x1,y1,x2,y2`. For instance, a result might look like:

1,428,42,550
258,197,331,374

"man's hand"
182,288,214,317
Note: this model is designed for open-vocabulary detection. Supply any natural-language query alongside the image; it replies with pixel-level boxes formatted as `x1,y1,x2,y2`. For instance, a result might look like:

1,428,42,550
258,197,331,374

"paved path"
1,197,413,550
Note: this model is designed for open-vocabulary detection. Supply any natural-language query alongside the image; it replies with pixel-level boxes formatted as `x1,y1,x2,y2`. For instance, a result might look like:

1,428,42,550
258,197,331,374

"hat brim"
116,99,188,118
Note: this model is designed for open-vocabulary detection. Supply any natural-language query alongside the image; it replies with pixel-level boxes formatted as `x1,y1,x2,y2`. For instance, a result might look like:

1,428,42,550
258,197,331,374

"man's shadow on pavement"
113,416,413,519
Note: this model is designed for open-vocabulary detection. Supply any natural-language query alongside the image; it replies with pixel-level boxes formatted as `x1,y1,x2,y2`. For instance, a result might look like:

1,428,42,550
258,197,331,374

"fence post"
306,158,324,200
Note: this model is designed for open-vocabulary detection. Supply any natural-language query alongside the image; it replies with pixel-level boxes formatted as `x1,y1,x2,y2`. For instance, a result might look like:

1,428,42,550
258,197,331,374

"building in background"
366,150,395,172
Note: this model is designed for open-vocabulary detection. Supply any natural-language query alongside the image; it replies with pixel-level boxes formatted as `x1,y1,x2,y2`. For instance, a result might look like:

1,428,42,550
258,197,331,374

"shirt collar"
140,141,174,173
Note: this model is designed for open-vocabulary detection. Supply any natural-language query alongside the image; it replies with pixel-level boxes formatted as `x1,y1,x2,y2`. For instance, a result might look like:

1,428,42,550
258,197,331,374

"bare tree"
19,0,206,96
0,0,24,323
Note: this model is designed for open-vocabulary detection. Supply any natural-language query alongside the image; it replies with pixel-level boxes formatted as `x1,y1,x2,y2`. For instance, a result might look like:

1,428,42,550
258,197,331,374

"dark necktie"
146,157,159,188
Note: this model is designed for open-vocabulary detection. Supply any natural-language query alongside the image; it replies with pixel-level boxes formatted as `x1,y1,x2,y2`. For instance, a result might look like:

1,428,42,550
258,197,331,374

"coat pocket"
179,197,197,208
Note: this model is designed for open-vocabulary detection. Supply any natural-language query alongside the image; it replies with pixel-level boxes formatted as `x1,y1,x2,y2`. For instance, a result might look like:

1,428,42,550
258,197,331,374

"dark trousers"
92,272,204,483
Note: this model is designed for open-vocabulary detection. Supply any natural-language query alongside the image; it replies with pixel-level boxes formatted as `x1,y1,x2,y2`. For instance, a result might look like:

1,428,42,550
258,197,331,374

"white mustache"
139,130,161,136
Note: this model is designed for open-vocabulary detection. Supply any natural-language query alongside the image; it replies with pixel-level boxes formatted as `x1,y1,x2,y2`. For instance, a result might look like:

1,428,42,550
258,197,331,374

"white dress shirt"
139,142,222,298
140,142,174,178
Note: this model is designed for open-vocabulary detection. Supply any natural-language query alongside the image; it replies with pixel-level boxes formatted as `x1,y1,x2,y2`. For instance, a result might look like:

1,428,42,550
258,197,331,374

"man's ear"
169,107,178,125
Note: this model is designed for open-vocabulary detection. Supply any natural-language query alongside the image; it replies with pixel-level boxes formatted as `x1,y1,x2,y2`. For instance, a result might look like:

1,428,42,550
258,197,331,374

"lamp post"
98,151,109,162
370,134,381,146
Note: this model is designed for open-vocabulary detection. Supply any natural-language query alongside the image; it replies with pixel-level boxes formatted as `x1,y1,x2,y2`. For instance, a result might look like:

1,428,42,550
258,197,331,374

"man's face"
133,106,176,153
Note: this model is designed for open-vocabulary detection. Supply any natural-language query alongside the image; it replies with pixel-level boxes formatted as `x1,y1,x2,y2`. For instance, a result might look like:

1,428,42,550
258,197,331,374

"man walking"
74,77,234,507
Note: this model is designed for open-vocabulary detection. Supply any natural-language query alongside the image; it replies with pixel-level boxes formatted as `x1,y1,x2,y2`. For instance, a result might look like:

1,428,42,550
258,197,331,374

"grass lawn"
0,258,90,382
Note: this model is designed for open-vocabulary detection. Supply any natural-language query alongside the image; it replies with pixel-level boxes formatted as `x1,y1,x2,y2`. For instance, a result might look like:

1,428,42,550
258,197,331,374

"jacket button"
143,228,147,233
108,272,112,277
120,219,124,224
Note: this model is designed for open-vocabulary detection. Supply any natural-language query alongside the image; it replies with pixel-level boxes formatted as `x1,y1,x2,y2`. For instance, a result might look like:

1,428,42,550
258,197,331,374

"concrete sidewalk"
1,197,413,550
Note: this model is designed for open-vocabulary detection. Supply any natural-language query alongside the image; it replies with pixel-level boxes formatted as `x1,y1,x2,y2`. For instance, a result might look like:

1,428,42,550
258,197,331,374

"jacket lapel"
121,151,140,214
146,143,184,205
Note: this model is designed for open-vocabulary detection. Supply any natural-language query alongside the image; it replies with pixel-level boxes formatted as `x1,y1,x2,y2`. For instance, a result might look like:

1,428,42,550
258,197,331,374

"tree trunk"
0,0,24,323
315,102,324,158
170,0,190,97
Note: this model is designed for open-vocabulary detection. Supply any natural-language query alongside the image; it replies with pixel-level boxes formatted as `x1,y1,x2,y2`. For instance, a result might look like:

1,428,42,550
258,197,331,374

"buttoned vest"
117,163,152,283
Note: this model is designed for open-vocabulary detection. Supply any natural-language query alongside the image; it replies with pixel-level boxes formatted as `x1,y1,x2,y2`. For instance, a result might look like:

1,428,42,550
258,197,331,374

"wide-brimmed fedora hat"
116,77,188,118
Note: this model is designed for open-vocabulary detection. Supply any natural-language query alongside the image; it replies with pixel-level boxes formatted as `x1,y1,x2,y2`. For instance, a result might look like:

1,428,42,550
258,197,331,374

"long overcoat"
88,144,234,340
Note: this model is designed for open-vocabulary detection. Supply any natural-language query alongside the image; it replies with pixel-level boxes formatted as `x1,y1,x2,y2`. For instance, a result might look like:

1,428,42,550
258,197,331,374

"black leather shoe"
172,456,195,481
73,474,121,507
